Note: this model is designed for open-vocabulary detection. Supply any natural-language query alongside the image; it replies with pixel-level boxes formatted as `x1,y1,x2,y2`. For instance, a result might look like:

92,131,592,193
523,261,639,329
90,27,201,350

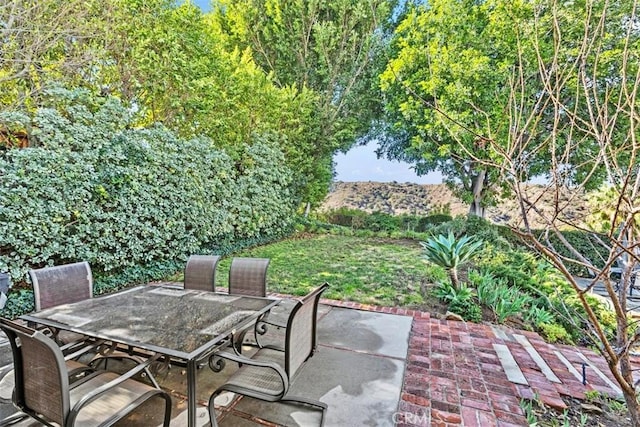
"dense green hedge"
0,89,296,296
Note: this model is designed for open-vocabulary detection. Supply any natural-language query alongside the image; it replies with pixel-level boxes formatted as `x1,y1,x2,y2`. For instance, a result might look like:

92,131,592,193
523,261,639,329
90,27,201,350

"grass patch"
211,233,444,307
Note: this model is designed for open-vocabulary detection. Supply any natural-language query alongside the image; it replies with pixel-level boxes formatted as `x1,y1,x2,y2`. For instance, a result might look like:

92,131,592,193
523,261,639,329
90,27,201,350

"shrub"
476,248,539,289
538,322,574,344
499,227,611,277
0,289,35,319
363,211,399,232
434,282,475,304
449,299,483,322
430,215,511,250
418,213,453,230
0,88,296,296
421,232,483,289
470,269,532,323
318,207,368,228
493,289,532,323
543,230,611,277
469,269,502,305
524,305,556,326
398,215,421,232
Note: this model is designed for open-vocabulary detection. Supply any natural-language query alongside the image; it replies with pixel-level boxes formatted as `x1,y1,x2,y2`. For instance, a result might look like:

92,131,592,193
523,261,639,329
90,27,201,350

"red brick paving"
300,296,631,426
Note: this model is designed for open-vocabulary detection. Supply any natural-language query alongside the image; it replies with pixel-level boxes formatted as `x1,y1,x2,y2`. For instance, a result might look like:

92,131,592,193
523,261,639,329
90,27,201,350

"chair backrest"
29,261,93,311
284,283,329,378
229,257,270,297
184,255,220,292
0,318,70,425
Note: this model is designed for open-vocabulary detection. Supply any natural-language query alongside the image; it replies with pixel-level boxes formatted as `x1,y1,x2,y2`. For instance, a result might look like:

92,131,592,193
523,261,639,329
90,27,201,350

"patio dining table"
20,284,279,427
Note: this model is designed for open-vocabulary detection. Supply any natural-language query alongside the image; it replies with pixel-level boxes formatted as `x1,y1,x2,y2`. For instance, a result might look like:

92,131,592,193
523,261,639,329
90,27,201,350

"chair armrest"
215,350,289,391
63,340,106,362
257,318,288,329
69,353,162,419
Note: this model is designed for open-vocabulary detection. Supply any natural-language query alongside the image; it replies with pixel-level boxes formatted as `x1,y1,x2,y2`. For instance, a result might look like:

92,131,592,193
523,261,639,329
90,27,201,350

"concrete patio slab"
213,305,412,426
226,345,406,426
0,304,413,427
318,308,412,359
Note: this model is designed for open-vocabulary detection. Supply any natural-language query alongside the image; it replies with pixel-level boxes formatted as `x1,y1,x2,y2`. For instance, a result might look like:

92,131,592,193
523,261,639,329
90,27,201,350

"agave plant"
421,232,483,290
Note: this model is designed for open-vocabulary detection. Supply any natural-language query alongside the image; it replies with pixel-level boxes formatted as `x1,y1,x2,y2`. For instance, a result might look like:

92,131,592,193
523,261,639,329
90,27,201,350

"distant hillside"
319,181,590,228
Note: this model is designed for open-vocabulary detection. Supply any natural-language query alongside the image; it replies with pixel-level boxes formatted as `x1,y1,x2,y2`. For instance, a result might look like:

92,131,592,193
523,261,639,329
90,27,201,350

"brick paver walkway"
304,296,635,427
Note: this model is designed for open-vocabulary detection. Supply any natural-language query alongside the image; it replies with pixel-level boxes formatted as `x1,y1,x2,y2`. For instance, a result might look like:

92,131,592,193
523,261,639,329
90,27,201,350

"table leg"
187,359,197,427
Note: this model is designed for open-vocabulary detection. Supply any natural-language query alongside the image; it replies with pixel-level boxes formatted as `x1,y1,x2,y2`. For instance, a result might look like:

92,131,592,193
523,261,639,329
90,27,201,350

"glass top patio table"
20,284,278,427
21,285,278,360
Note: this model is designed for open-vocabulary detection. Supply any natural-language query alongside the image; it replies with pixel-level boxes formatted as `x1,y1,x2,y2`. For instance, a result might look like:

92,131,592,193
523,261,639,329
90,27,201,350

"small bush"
418,214,453,230
364,211,400,232
538,322,574,344
318,207,368,228
477,248,539,289
434,282,475,304
524,305,556,326
430,215,511,250
449,299,483,322
1,289,35,319
494,289,532,323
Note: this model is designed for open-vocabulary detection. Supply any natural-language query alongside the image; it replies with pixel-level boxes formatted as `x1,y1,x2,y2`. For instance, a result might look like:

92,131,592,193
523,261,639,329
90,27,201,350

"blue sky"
190,0,440,184
192,0,210,11
334,145,442,184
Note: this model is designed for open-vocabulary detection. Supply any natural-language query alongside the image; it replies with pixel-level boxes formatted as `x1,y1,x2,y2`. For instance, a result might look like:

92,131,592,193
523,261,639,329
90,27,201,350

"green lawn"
213,234,444,307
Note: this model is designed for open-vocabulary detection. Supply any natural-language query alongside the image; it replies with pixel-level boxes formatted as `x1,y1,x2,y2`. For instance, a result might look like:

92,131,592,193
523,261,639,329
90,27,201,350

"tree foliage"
380,0,541,216
211,0,397,206
473,0,640,423
0,0,345,207
0,0,103,108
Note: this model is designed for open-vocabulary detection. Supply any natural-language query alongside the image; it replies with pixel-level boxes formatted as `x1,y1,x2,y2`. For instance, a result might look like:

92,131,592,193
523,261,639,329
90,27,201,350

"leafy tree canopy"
380,0,539,216
210,0,399,207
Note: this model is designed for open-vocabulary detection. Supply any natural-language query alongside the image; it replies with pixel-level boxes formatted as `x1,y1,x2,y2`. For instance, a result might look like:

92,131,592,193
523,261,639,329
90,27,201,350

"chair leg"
208,390,222,427
280,395,327,426
160,392,172,427
0,412,28,427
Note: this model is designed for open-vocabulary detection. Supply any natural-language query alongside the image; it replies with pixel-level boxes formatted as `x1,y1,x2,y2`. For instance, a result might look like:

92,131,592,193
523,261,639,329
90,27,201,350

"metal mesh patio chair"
29,262,95,347
208,283,329,427
0,318,172,427
228,257,269,297
30,261,93,312
184,255,221,292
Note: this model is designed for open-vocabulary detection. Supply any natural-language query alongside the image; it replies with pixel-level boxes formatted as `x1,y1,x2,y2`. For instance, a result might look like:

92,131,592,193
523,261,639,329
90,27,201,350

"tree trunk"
468,169,486,217
448,268,459,290
620,355,640,427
